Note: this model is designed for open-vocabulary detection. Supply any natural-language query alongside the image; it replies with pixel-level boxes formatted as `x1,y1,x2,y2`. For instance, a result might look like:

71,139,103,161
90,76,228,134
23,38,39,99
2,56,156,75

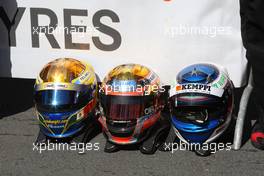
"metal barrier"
233,69,254,150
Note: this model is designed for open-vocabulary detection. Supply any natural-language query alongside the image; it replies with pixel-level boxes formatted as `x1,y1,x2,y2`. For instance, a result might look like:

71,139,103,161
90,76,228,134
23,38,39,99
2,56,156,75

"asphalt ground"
0,107,263,176
0,79,263,176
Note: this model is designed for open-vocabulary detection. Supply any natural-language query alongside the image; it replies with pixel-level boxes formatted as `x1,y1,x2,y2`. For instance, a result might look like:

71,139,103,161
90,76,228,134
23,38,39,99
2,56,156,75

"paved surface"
0,108,263,176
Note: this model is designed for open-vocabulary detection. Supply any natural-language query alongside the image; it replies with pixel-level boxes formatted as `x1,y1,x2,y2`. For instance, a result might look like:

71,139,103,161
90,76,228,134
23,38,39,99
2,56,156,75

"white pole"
233,68,253,150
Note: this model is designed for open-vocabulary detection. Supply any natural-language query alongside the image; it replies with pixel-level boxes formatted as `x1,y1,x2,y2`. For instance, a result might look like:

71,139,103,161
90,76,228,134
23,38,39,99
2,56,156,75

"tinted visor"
173,105,227,126
35,89,93,113
170,94,227,124
100,95,155,121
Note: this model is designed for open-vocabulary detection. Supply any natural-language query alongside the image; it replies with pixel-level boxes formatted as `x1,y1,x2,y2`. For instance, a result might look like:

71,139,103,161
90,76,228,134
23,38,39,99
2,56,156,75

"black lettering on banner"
1,7,121,51
64,9,89,50
92,9,121,51
0,7,25,46
30,8,60,49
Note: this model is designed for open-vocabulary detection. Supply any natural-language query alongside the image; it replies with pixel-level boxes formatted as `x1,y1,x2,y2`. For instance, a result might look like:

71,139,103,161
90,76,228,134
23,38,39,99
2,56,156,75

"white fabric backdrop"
1,0,247,87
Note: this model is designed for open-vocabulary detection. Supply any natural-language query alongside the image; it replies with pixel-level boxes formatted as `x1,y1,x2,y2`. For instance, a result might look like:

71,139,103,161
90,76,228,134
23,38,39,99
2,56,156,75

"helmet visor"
100,95,155,121
35,89,93,113
172,106,217,125
170,94,227,124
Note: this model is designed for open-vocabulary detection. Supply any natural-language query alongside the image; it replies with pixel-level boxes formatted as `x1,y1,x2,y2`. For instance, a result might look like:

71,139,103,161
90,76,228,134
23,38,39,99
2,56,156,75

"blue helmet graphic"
170,63,234,144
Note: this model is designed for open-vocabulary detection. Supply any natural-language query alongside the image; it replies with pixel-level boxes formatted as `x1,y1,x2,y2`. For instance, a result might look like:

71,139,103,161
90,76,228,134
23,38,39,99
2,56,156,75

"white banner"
0,0,247,87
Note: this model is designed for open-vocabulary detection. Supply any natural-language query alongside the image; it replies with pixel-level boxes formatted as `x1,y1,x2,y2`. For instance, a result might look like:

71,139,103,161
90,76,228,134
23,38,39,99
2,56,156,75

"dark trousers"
240,0,264,126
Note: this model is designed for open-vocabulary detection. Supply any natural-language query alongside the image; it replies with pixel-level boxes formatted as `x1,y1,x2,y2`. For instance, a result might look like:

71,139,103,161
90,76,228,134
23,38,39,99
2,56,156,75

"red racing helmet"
98,64,165,145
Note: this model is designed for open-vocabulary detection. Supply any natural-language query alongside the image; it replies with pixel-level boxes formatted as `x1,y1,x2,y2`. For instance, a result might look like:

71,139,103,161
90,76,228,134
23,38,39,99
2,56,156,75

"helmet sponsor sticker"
212,74,228,88
35,82,85,91
170,83,224,97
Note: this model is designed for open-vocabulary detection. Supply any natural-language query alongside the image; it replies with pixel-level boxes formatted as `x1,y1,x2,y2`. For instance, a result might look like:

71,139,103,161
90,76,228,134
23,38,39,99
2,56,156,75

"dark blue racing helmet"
169,63,234,144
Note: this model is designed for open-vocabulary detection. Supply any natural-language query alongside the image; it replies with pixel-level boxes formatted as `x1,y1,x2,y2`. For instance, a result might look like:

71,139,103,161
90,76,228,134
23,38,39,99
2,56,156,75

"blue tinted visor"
35,89,93,113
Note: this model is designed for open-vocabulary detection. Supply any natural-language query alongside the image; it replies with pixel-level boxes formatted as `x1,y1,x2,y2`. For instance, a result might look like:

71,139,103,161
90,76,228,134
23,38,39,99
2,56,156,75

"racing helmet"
169,63,234,144
99,64,165,145
34,58,97,138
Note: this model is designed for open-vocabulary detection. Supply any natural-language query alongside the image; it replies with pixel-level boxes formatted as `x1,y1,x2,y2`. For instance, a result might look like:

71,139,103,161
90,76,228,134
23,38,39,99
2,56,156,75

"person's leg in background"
240,0,264,150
